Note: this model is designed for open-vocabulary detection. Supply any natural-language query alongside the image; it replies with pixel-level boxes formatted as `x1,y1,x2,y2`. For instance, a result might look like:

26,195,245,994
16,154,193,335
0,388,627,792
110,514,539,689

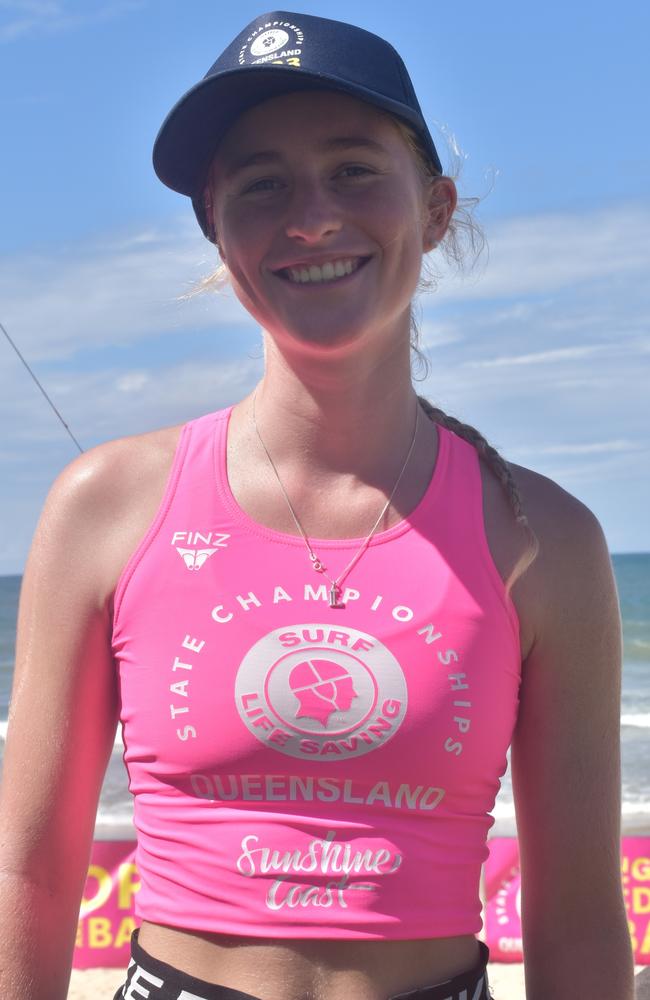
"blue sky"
0,0,648,573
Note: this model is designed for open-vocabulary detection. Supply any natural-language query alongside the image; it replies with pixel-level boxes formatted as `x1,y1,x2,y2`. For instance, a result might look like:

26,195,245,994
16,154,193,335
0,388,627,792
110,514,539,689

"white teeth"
283,257,364,284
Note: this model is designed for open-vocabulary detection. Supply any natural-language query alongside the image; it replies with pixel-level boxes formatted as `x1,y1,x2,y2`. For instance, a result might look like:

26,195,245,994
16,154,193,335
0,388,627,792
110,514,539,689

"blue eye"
243,178,281,194
339,165,373,178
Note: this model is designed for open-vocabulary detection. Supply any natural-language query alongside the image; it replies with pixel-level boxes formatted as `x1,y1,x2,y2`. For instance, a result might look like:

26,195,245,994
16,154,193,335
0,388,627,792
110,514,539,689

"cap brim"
153,65,442,199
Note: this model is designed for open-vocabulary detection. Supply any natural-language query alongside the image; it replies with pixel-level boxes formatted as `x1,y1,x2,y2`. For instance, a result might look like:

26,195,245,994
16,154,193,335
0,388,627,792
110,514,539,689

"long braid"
417,396,540,590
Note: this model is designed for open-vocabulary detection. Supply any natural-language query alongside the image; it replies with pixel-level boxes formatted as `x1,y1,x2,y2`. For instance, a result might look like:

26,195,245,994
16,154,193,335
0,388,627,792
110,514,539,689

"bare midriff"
138,922,481,1000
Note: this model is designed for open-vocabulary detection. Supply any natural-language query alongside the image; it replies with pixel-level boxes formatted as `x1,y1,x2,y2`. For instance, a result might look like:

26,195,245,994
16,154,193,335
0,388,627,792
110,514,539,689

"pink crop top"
112,407,521,939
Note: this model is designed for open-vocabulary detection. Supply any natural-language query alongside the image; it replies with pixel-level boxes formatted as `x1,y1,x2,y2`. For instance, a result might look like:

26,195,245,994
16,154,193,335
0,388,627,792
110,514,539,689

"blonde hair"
416,396,540,594
390,114,540,593
191,110,539,592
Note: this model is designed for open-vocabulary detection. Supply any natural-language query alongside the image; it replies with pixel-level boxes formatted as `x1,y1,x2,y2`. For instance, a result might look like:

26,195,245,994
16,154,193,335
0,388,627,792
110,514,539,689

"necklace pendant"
329,582,345,609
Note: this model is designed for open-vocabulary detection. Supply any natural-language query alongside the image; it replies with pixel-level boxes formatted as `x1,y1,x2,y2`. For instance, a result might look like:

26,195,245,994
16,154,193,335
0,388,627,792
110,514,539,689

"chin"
257,318,357,352
286,327,370,356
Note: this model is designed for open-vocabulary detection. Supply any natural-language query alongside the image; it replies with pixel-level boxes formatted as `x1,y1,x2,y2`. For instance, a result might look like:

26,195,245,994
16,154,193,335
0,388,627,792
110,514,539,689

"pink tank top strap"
113,409,229,626
427,424,520,639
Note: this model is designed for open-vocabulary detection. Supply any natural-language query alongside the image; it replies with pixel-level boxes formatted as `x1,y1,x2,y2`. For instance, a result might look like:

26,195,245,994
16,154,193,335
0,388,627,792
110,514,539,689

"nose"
284,180,342,243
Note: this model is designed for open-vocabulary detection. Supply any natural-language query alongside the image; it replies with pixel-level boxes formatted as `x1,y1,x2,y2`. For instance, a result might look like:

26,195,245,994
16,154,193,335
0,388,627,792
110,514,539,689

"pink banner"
483,838,523,962
75,841,139,969
484,836,650,964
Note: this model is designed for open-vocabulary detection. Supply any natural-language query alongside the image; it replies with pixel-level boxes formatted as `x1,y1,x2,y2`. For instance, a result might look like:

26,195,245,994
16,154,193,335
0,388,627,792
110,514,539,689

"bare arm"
511,482,634,998
0,453,123,999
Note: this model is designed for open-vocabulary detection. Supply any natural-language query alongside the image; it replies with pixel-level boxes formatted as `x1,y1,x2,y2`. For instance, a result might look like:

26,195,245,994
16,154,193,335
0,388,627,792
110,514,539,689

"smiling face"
207,90,455,360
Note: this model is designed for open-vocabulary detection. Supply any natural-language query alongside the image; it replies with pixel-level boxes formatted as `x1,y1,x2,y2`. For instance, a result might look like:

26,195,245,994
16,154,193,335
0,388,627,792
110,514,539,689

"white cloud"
537,448,650,488
0,0,146,43
510,440,645,457
116,371,150,393
465,345,607,368
0,352,263,448
0,218,252,362
0,1,61,8
417,203,649,442
430,201,650,303
0,17,35,41
418,319,464,349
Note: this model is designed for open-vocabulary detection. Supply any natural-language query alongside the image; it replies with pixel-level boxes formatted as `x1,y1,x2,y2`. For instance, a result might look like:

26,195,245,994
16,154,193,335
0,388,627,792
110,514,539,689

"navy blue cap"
152,11,443,241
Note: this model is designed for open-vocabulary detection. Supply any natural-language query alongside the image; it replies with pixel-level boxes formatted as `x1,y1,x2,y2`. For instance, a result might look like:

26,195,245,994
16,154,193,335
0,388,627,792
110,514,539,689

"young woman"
0,11,634,1000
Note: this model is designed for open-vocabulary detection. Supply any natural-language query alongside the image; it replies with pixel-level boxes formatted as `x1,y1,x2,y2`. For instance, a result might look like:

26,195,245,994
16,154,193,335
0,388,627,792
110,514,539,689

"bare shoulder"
508,459,603,540
53,422,183,509
480,456,613,659
506,459,604,564
509,458,610,570
37,422,184,601
517,461,615,641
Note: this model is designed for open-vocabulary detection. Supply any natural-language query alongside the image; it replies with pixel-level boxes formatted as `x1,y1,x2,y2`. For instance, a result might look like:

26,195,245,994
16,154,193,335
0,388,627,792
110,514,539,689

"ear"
203,185,222,249
422,176,458,252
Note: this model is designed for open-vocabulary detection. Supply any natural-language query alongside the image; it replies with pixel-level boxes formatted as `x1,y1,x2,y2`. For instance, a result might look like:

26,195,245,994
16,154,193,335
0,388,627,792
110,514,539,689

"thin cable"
1,318,83,454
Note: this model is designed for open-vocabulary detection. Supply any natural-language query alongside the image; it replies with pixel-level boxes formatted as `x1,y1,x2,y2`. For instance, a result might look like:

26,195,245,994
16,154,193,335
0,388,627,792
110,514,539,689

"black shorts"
113,929,493,1000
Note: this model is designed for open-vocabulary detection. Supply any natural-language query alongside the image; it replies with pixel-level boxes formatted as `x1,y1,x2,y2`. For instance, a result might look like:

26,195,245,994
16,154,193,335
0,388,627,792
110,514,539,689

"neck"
244,333,422,480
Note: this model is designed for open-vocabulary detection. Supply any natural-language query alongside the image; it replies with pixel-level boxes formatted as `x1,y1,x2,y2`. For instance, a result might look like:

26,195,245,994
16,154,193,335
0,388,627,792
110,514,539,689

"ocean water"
1,553,649,836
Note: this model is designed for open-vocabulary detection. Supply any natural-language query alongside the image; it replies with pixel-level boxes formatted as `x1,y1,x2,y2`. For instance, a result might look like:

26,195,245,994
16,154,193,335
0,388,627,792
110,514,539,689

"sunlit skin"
202,90,458,537
207,91,457,367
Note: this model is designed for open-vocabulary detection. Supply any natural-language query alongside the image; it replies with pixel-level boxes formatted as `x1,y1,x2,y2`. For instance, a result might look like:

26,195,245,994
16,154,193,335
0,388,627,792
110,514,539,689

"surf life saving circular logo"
238,20,304,66
235,624,408,760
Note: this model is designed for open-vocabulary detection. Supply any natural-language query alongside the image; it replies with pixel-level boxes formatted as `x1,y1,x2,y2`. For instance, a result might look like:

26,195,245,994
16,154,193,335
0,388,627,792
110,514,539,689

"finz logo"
171,530,230,572
235,624,407,760
239,19,304,67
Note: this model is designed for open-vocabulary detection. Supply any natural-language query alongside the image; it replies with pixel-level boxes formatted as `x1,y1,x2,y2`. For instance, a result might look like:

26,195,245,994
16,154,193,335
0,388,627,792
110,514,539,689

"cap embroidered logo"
250,29,290,57
239,19,304,67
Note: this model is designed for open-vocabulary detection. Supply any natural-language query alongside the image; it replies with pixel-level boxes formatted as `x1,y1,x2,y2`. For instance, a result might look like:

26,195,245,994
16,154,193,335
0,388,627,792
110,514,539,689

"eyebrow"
223,136,389,178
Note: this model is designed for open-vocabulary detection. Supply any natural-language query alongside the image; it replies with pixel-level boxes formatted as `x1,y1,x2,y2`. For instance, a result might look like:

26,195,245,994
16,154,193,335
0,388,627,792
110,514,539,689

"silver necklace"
251,390,420,609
